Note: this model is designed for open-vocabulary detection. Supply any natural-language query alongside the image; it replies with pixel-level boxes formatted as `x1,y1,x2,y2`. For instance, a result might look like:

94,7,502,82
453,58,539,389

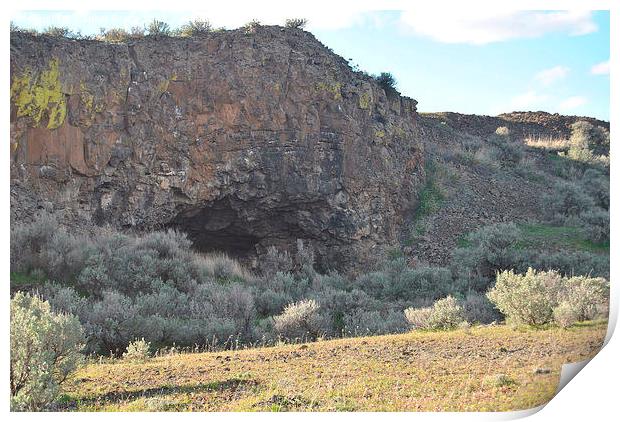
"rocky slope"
10,27,423,272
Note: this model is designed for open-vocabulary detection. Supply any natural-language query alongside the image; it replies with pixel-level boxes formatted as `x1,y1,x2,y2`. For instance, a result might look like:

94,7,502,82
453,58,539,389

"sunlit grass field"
59,321,607,412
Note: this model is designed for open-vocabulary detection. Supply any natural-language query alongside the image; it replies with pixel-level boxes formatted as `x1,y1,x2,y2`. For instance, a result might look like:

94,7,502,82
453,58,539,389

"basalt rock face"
10,27,424,272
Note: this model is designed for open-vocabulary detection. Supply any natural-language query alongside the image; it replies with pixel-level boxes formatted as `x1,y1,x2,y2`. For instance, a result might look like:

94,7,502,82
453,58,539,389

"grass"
517,223,609,254
405,161,446,245
456,223,608,254
10,271,45,289
58,322,607,412
524,136,569,152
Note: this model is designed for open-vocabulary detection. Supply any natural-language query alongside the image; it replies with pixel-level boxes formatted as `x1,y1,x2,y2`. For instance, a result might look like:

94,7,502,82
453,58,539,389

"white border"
2,1,617,420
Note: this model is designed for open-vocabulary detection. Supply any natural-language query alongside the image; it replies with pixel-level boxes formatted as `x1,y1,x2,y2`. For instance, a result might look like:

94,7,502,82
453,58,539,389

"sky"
11,9,610,120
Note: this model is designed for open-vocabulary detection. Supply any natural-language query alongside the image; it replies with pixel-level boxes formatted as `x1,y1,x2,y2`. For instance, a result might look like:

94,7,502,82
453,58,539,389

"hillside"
9,23,611,413
404,111,609,265
58,322,606,412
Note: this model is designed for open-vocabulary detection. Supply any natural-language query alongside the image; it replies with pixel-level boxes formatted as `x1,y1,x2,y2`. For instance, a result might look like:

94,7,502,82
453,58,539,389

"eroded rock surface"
10,27,424,272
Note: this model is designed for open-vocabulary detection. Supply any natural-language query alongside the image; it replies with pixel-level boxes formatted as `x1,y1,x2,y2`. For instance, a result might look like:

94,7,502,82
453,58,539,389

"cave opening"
169,198,261,257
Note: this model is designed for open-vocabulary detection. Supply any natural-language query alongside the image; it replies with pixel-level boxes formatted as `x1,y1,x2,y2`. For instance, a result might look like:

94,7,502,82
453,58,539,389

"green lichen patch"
10,58,67,129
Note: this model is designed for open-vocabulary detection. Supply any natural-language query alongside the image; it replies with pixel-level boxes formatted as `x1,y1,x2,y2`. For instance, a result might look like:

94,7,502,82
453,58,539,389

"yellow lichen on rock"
10,58,67,129
359,92,371,110
316,81,342,100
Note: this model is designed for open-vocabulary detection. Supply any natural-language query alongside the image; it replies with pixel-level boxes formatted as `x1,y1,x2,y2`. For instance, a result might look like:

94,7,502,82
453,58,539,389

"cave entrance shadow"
168,198,261,257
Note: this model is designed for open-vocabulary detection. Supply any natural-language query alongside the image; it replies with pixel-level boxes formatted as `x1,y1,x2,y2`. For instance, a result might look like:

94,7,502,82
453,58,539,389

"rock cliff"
10,27,424,272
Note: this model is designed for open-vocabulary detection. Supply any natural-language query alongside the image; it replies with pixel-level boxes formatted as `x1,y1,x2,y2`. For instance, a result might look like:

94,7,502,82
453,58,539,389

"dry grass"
525,136,570,151
59,321,606,412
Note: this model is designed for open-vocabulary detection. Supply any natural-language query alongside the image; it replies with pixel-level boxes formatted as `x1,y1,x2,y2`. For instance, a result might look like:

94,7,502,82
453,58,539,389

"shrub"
129,26,146,38
43,26,72,37
123,338,151,362
582,169,609,210
487,268,562,326
260,246,293,278
543,180,595,224
528,250,609,279
10,293,84,411
488,133,523,165
451,222,522,284
553,301,579,329
344,309,408,336
374,72,397,95
483,374,516,388
578,208,609,243
495,126,510,136
101,28,130,43
567,121,609,162
179,19,212,36
243,20,261,34
404,306,434,330
404,296,465,330
461,292,500,324
147,19,171,36
558,275,609,321
274,299,322,340
359,259,453,301
295,239,316,279
285,18,308,29
487,268,609,327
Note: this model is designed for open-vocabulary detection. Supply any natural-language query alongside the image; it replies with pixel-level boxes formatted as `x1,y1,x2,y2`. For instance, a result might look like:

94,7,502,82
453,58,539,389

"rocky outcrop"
422,111,609,140
10,27,424,272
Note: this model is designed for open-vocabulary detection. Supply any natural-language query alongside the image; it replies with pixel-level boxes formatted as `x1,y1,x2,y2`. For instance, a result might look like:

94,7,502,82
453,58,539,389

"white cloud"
591,60,610,75
399,9,597,44
559,96,588,110
509,90,548,110
535,66,570,86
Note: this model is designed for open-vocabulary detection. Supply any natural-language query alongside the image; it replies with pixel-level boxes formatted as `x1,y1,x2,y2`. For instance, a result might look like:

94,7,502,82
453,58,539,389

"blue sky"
11,9,610,120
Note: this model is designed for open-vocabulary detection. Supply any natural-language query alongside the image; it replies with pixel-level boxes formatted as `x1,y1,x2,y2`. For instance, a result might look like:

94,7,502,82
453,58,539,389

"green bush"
543,180,595,224
558,275,609,321
285,18,308,29
274,299,323,340
123,338,152,362
404,296,465,330
567,121,610,162
100,28,130,43
178,19,212,36
487,268,562,326
488,133,523,165
487,268,609,327
147,19,171,36
43,26,72,37
582,169,609,210
461,292,500,324
10,293,84,411
553,301,579,329
451,222,522,283
578,208,609,244
374,72,397,95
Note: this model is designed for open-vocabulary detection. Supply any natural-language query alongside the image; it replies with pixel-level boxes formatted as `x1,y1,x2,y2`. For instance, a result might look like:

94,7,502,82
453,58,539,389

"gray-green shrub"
123,338,152,362
487,268,609,327
274,299,323,340
404,296,465,330
543,180,595,224
487,268,562,326
10,293,84,411
147,19,171,36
